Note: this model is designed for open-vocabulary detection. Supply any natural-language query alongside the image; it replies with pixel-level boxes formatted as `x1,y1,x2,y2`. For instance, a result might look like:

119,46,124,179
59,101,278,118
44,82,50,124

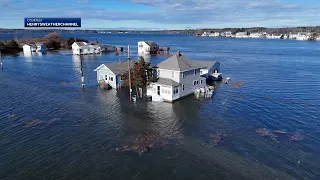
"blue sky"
0,0,319,29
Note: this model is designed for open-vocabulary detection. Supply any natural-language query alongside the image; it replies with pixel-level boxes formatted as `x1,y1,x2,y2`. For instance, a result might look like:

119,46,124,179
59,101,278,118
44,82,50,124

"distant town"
1,26,320,38
198,31,320,41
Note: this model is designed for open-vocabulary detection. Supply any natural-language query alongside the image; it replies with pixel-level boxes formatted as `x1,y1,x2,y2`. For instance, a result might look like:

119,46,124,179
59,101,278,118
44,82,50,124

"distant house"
23,44,37,52
138,41,159,55
146,51,221,102
72,42,101,55
235,32,249,38
224,31,233,37
94,61,134,89
35,43,47,52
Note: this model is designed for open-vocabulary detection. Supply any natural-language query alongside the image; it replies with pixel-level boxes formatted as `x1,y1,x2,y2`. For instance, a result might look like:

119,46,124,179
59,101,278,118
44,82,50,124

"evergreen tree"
122,57,156,98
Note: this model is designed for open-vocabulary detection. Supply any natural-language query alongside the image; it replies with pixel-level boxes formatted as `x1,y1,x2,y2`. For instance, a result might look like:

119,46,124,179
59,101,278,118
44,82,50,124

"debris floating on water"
232,81,247,88
256,128,304,142
24,119,42,127
209,133,225,145
115,131,168,156
290,133,304,141
8,114,17,118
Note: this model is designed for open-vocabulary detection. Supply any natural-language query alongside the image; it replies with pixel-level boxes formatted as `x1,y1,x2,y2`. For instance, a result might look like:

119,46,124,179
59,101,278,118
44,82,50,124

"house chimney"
176,51,181,56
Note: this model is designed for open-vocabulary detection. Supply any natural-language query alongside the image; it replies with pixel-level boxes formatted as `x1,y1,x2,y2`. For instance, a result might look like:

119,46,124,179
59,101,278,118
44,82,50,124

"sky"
0,0,319,30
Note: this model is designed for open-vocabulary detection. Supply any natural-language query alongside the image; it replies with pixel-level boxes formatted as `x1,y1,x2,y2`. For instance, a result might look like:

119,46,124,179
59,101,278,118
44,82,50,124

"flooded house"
72,42,101,55
35,43,47,52
94,61,134,89
146,51,221,102
138,41,159,55
23,44,37,52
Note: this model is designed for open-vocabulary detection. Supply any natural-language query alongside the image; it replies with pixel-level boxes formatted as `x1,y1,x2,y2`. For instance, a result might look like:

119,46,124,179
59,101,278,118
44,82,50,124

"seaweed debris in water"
255,128,277,138
8,114,17,118
24,119,42,127
209,133,225,145
232,81,247,88
290,133,304,141
115,132,168,156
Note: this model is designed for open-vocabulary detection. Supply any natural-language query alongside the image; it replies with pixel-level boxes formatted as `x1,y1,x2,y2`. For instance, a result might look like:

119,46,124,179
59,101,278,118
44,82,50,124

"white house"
72,42,101,55
147,51,221,103
23,44,37,52
94,60,134,89
138,41,159,55
236,32,249,38
225,31,233,37
35,43,47,52
296,33,311,41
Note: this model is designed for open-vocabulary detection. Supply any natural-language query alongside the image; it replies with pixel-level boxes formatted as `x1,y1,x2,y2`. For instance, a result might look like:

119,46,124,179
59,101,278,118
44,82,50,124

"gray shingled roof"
74,42,86,46
157,54,217,71
145,41,158,46
103,60,135,75
156,78,180,87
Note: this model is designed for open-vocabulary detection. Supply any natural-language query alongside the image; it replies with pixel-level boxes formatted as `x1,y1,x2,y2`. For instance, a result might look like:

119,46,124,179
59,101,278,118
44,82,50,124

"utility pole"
0,50,2,71
80,55,84,90
128,45,132,102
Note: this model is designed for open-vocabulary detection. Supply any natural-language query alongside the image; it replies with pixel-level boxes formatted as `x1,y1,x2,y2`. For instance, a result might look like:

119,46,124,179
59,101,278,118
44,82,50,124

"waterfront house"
236,32,249,38
94,60,133,89
35,43,47,52
249,33,265,38
138,41,159,55
224,31,233,37
72,42,101,55
296,33,311,41
146,51,221,102
23,44,37,52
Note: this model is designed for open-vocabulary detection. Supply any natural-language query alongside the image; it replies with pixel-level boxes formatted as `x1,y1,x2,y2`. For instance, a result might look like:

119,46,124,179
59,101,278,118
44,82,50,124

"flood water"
1,33,320,180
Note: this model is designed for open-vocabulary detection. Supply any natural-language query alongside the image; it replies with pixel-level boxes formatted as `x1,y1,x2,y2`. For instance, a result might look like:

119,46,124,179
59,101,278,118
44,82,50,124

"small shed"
23,44,37,52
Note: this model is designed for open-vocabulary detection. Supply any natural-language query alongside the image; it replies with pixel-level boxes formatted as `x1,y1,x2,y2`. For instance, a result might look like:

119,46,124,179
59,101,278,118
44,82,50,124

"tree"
43,32,61,49
122,57,155,98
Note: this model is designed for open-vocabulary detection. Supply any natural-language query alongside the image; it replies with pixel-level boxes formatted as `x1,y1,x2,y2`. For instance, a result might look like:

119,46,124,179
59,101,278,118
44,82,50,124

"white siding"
147,83,173,102
157,69,180,83
179,69,206,98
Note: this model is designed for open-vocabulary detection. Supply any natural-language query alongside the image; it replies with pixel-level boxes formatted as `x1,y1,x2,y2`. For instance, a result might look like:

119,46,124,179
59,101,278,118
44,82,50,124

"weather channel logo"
25,18,81,27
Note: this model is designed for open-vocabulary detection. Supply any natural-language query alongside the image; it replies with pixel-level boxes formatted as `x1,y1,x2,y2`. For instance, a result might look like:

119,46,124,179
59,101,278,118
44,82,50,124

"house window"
109,76,114,81
182,72,185,78
105,75,108,80
172,71,174,78
200,70,203,75
158,70,160,76
182,84,184,91
200,80,203,84
193,81,196,86
197,80,199,85
194,69,197,75
176,88,179,94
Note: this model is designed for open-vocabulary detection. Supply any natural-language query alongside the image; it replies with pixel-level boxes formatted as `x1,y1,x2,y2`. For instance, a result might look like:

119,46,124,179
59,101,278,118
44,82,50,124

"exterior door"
157,86,160,95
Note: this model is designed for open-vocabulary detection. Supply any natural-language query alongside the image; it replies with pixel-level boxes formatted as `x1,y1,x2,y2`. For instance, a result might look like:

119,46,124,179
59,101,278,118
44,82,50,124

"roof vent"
176,51,181,57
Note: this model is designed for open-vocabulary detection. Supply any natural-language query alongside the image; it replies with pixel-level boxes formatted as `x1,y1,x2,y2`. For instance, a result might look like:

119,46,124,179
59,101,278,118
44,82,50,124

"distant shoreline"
0,26,320,35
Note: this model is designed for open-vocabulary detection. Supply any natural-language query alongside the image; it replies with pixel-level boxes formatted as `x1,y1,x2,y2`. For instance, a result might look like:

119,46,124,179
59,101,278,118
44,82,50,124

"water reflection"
23,51,47,61
146,102,183,139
